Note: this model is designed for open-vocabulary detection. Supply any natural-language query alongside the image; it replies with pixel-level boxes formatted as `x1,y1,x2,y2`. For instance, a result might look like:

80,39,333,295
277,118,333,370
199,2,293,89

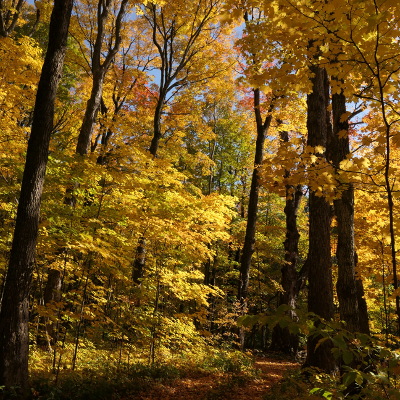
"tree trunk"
204,253,217,333
304,66,336,373
270,179,303,353
0,0,72,394
238,89,273,306
149,93,166,157
270,127,303,353
237,90,273,349
76,69,106,155
42,268,63,347
331,88,362,333
132,236,146,284
356,278,370,335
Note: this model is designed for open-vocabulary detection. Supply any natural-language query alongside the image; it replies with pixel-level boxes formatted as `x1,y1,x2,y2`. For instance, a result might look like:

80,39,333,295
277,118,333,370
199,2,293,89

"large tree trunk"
0,0,72,395
331,88,363,333
304,66,336,373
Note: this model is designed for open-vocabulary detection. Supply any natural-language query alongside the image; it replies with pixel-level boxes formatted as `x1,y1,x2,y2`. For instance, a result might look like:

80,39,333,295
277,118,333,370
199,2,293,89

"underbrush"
30,364,179,400
200,349,256,374
28,347,258,400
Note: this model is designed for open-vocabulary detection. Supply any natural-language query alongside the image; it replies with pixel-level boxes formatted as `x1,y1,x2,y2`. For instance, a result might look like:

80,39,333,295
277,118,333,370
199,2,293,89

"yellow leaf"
340,112,351,123
338,129,348,138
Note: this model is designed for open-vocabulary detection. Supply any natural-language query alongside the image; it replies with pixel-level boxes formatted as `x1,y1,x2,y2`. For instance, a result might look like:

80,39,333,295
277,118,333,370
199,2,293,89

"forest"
0,0,400,399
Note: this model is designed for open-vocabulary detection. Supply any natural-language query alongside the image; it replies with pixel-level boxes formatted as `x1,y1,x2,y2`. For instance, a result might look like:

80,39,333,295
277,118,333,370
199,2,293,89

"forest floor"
136,354,299,400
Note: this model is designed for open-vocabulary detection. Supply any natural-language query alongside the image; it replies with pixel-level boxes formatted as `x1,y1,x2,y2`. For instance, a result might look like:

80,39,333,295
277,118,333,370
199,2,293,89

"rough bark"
270,182,303,353
356,277,370,335
237,89,273,307
304,66,336,373
354,252,370,335
0,0,72,394
331,88,361,333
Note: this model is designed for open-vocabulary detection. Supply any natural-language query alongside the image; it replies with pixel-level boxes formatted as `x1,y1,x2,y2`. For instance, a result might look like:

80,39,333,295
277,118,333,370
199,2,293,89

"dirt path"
231,357,299,400
138,356,299,400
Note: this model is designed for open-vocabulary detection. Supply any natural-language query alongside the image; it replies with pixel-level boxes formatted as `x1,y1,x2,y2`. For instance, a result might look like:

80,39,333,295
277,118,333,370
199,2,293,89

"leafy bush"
125,362,181,380
202,350,254,373
30,362,181,400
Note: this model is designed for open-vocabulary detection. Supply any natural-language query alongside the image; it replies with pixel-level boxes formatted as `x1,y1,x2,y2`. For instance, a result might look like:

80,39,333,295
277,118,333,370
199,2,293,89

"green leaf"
355,371,364,385
237,316,247,327
331,334,347,350
342,350,354,365
357,333,371,346
343,371,357,387
310,387,332,399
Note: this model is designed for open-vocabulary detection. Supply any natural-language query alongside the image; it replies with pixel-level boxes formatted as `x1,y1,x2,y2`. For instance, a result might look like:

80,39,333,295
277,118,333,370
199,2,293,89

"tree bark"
356,276,370,335
330,88,362,333
304,66,336,373
0,0,72,394
76,69,106,155
149,90,167,157
270,154,303,353
270,126,303,353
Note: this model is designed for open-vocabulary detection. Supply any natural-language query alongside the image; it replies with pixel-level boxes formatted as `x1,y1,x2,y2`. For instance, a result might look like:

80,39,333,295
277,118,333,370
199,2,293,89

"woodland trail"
138,355,299,400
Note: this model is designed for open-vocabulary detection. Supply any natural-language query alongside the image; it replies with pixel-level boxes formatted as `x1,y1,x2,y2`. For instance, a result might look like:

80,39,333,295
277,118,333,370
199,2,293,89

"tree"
304,66,336,373
237,88,274,309
232,10,277,343
141,0,223,157
330,87,362,333
0,0,72,394
75,0,130,156
0,0,25,37
131,0,228,286
270,126,304,354
282,0,400,335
